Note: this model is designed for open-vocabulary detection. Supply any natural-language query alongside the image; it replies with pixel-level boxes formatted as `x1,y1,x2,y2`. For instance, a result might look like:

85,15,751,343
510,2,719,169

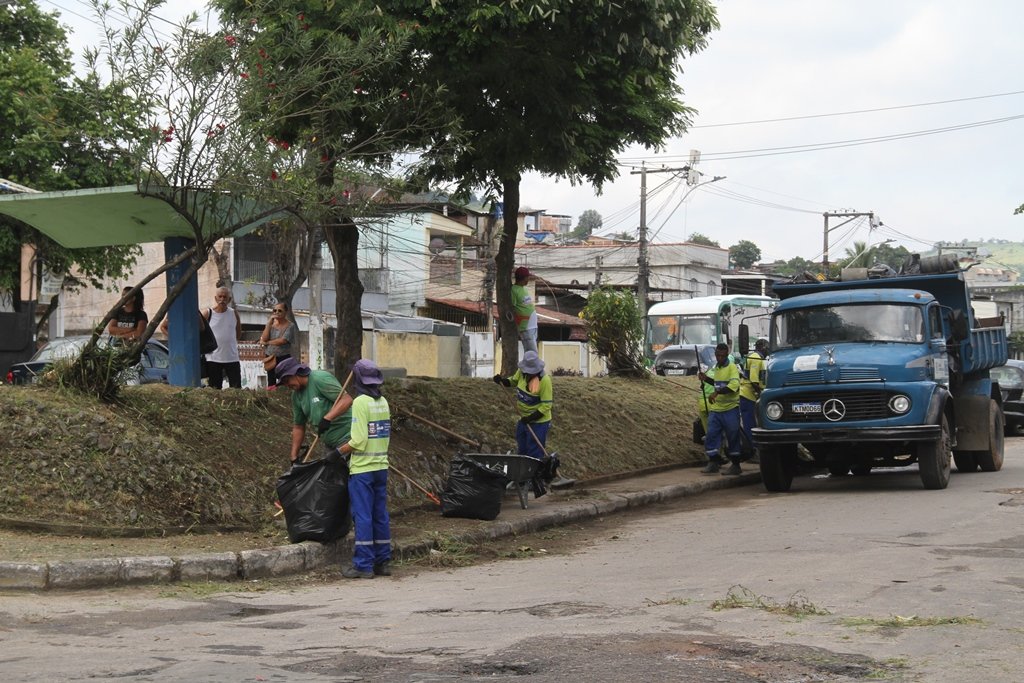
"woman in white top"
204,287,242,389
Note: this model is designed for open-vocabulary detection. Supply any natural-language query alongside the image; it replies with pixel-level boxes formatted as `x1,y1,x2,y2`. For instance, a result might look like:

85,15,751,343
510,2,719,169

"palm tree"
841,241,871,268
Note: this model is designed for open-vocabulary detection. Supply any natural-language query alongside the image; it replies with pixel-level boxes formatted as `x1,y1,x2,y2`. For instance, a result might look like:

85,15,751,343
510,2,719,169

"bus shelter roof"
0,185,285,248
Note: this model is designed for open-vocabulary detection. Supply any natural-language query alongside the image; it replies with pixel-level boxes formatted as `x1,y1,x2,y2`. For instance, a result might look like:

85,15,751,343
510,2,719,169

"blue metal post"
164,237,201,386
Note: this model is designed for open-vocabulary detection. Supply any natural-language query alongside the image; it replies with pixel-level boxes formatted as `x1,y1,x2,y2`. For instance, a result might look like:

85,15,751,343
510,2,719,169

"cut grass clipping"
711,585,831,618
842,615,983,629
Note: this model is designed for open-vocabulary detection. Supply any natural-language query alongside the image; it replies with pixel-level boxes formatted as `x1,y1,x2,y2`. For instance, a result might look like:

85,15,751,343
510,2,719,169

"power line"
690,89,1024,129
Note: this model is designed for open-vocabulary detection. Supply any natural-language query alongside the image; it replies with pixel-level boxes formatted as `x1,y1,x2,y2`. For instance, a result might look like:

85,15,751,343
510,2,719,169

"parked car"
992,359,1024,436
6,336,170,386
653,344,716,376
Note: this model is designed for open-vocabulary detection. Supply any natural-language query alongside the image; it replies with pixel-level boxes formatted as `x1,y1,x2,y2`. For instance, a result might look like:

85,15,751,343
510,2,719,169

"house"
515,240,730,304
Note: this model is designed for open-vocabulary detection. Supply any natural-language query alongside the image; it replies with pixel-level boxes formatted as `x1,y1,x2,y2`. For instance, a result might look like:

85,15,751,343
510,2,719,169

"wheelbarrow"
467,453,541,510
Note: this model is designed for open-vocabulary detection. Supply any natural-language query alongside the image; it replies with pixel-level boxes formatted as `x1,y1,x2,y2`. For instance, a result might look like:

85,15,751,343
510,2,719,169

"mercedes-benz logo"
823,398,846,422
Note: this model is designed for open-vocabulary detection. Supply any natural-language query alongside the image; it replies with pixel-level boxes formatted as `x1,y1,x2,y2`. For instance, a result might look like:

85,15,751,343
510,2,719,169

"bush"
580,288,648,377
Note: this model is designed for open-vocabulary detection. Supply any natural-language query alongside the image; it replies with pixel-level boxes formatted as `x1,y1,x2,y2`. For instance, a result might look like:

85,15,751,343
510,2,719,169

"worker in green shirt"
336,359,392,579
697,343,743,475
739,338,768,462
511,266,538,355
274,357,352,464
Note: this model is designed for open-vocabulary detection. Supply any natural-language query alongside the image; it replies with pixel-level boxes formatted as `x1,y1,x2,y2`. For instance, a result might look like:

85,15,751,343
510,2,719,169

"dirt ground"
0,374,708,564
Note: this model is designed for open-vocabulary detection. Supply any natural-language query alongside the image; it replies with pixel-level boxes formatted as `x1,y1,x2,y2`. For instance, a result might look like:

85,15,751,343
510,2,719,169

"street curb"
0,472,760,591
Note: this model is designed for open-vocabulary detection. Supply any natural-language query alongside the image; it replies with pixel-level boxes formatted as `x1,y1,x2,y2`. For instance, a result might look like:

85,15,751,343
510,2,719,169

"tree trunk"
324,217,364,376
495,176,521,376
211,240,232,288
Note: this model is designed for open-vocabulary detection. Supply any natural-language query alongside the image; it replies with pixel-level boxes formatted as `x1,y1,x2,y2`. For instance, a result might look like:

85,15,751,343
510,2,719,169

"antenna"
428,236,447,255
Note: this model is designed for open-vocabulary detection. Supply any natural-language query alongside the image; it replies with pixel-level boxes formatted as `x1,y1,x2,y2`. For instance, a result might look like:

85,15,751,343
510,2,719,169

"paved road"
3,440,1023,681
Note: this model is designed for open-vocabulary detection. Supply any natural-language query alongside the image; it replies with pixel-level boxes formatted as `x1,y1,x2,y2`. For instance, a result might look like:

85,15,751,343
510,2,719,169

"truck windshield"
773,304,924,349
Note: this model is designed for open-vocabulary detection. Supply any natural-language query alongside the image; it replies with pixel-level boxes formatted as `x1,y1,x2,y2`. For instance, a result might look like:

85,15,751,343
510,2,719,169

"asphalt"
0,465,762,591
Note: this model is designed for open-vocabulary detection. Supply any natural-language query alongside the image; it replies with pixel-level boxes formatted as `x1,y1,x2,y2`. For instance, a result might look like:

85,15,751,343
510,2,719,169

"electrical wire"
689,89,1024,129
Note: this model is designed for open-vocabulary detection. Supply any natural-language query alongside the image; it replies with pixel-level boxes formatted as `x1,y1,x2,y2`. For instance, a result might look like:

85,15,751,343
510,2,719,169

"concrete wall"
371,330,462,378
494,341,607,377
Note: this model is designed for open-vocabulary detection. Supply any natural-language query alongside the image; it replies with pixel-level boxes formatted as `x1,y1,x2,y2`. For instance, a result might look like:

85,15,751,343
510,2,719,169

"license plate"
792,402,822,414
665,369,688,376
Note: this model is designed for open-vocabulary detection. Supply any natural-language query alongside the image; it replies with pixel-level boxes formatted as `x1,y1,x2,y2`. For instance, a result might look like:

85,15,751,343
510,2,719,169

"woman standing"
261,302,296,387
107,286,148,342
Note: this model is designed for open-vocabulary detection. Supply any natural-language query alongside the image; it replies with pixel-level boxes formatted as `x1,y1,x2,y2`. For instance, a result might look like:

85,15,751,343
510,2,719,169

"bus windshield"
773,304,925,349
647,314,716,355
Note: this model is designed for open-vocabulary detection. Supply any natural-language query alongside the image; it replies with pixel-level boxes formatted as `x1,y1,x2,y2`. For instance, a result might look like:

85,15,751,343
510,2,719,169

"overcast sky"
48,0,1024,264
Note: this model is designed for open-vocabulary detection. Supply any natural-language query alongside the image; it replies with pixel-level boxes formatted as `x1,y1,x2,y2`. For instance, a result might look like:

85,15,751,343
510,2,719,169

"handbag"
263,355,278,372
199,311,218,355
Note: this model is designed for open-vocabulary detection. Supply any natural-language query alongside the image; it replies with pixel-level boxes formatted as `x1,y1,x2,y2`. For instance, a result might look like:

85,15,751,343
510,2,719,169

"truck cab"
752,264,1007,492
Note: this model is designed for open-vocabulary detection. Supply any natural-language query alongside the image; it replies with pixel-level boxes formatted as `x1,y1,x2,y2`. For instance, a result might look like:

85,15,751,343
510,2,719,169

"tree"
771,256,816,277
840,241,910,270
0,1,142,333
729,240,761,269
388,0,718,374
214,0,463,374
687,232,720,247
571,209,602,239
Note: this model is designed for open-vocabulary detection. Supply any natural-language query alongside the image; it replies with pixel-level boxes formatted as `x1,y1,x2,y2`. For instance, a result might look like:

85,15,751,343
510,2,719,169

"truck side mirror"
738,325,750,356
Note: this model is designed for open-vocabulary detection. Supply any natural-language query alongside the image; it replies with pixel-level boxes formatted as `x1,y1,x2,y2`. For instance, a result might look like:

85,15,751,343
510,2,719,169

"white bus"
644,294,777,361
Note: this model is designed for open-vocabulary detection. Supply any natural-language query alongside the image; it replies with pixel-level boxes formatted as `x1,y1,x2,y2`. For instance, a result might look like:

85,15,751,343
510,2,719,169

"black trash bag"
441,455,507,520
275,458,350,543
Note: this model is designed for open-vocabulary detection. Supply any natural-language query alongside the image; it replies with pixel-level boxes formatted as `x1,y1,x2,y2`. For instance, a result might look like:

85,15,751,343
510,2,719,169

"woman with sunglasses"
260,302,296,387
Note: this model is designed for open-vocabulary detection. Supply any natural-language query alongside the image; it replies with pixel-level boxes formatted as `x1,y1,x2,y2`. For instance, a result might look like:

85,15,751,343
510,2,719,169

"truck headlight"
889,395,911,414
766,402,783,420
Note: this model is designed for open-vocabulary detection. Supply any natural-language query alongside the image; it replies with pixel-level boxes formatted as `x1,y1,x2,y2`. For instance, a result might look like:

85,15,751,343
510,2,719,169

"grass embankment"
0,375,704,534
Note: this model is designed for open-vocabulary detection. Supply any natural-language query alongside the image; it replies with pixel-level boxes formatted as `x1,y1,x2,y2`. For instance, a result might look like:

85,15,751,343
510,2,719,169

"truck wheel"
974,400,1005,472
953,452,979,473
851,464,872,476
760,445,796,492
918,414,952,490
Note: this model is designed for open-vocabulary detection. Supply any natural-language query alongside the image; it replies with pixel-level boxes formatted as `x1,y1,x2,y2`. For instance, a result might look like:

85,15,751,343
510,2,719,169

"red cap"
514,266,531,280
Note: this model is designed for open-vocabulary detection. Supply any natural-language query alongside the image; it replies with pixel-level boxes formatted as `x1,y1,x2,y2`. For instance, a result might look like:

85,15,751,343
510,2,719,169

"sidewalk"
0,465,762,591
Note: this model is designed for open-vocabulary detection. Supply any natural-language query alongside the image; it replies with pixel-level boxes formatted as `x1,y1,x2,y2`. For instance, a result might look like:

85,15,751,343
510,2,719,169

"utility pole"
631,153,723,312
822,210,879,273
631,160,694,312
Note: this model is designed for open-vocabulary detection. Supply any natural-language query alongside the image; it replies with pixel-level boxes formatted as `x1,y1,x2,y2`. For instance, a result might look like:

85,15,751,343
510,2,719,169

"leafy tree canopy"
729,240,761,269
687,232,719,247
0,1,141,314
572,209,602,239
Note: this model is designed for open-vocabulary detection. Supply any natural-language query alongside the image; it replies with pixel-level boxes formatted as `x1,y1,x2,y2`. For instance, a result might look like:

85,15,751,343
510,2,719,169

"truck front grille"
782,390,890,422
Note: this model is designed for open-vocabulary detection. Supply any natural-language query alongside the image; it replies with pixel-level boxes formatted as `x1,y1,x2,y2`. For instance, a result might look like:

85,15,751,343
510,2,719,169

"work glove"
493,374,511,387
318,417,332,434
519,410,543,425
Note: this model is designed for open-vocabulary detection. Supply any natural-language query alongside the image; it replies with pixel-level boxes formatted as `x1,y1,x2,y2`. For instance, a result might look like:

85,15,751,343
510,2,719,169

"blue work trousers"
705,408,741,460
348,469,391,572
516,420,550,460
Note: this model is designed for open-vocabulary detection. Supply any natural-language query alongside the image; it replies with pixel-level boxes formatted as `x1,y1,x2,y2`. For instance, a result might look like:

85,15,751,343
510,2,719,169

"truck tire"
953,452,979,473
918,414,952,490
760,444,796,492
973,400,1005,472
851,464,872,476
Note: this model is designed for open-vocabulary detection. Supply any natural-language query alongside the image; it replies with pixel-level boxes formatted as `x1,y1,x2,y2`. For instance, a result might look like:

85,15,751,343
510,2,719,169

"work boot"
722,461,742,476
373,561,392,577
700,458,721,474
342,566,374,579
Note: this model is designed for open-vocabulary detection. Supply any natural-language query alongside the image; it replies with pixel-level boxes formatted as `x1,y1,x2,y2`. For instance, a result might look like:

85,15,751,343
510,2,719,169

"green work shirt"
348,394,390,475
291,370,352,449
511,283,537,332
739,351,765,401
706,361,741,413
510,370,552,423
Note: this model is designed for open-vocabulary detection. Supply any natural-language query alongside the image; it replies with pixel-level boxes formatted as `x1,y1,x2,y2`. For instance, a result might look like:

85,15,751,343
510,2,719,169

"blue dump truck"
750,256,1008,491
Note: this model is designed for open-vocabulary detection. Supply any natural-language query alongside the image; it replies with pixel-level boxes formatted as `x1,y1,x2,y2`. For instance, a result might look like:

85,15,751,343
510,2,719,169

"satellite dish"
428,237,447,254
